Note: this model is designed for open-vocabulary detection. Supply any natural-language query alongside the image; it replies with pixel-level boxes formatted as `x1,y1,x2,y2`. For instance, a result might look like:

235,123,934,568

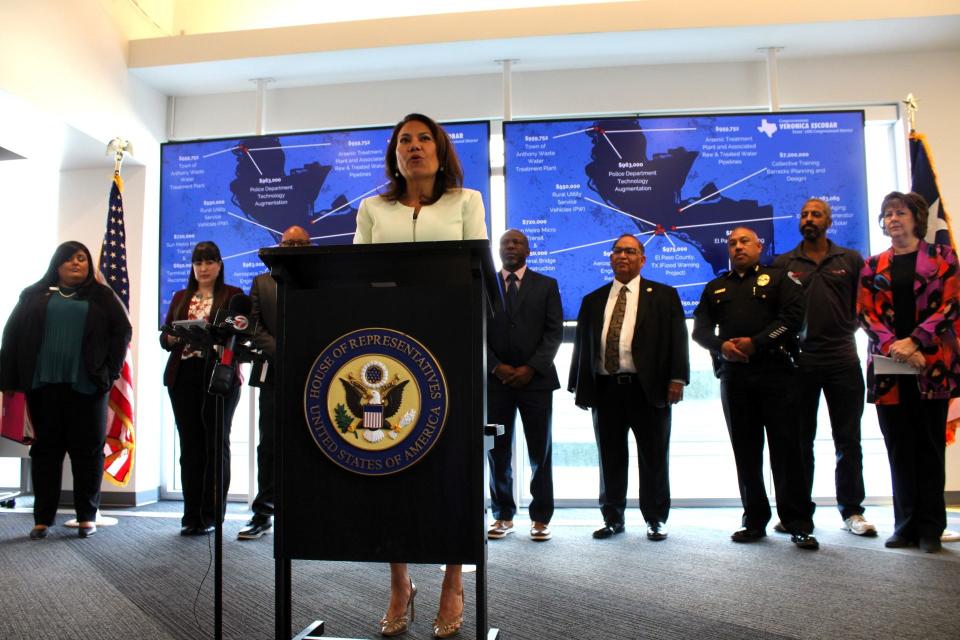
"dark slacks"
591,376,671,526
168,357,240,528
486,385,554,523
797,364,866,519
876,380,947,540
720,366,812,534
26,384,108,526
251,383,275,519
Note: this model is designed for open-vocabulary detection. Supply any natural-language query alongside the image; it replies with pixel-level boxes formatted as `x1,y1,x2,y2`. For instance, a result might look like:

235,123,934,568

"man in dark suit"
486,229,563,541
568,234,689,541
238,225,311,540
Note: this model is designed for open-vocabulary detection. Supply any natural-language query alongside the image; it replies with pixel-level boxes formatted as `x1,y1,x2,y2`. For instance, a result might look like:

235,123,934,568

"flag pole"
903,92,918,133
903,95,960,543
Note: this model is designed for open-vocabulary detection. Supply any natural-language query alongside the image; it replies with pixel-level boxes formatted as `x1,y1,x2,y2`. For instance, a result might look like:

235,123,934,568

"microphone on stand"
208,293,254,395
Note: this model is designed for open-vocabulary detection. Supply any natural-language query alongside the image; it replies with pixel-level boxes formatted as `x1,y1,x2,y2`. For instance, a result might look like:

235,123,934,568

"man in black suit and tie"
568,234,689,541
487,229,563,542
238,225,311,540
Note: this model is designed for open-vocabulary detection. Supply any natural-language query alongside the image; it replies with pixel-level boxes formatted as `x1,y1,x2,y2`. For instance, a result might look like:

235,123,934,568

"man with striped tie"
568,234,689,541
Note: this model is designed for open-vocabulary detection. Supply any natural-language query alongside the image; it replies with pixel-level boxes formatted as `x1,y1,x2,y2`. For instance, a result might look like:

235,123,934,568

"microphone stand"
207,343,243,640
213,389,225,640
168,321,261,640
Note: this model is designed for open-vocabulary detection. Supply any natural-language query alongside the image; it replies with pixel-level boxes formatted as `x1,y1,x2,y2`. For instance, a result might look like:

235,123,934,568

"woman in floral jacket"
858,191,960,553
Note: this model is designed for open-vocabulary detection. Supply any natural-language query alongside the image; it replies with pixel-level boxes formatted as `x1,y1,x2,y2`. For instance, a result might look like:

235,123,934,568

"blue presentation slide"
503,112,868,319
159,121,490,325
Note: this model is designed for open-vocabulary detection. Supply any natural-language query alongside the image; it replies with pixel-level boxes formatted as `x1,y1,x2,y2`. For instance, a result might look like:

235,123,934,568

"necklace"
56,287,78,299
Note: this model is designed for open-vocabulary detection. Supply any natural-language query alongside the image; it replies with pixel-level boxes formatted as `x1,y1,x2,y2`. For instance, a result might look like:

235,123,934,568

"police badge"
304,328,449,476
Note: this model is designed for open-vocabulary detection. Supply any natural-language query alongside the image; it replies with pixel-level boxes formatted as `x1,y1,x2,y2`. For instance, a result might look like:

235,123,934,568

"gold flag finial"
105,137,133,175
903,93,919,132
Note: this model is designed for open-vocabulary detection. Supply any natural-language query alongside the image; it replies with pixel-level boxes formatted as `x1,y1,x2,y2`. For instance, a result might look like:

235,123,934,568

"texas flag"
910,131,957,445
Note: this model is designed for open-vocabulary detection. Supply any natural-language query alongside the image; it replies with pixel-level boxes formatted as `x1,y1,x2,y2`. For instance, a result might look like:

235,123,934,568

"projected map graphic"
504,112,868,319
160,122,490,324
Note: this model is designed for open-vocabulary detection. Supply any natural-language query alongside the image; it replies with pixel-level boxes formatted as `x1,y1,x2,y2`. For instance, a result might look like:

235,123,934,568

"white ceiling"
129,16,960,96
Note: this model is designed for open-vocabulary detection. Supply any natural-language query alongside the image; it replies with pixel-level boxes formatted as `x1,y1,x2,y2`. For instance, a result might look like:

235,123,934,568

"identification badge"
756,274,770,287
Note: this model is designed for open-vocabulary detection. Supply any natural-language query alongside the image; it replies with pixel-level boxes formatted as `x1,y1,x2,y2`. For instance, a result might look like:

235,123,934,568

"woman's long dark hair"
381,113,463,205
173,241,229,319
28,241,99,299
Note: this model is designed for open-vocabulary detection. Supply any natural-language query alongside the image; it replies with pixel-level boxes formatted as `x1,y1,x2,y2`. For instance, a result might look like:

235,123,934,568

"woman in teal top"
0,241,131,539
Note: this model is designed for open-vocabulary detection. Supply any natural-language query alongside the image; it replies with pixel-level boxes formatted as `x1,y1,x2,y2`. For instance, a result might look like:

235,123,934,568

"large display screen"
159,121,491,325
504,112,868,319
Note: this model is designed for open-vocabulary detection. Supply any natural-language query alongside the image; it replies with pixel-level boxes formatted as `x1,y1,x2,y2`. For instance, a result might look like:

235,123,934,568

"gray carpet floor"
0,505,957,639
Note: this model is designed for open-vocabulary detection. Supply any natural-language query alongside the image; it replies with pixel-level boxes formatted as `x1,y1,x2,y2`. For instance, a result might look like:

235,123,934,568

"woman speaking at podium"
354,113,487,638
160,241,244,536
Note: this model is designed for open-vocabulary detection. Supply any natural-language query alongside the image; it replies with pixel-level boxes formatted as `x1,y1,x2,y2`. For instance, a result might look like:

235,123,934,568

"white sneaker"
843,514,878,537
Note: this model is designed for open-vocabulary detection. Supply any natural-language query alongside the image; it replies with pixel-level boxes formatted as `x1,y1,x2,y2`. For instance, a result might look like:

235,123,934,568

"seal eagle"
340,373,409,442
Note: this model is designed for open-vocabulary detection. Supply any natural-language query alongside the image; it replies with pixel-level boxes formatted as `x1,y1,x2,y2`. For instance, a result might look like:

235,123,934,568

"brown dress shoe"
530,522,552,541
487,519,514,539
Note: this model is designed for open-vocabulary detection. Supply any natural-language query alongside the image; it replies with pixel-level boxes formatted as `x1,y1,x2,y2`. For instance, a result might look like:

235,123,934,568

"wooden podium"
261,240,500,640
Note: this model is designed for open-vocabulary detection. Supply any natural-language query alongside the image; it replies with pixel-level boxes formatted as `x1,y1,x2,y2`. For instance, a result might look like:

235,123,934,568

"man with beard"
486,229,563,541
772,198,876,537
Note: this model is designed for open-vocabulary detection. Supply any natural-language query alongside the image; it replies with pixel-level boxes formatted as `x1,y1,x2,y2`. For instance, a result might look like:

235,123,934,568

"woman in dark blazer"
160,241,243,535
1,241,131,539
858,191,960,553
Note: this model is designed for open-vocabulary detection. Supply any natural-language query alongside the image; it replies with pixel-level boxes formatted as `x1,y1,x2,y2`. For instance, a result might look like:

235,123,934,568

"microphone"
217,294,253,367
208,294,254,395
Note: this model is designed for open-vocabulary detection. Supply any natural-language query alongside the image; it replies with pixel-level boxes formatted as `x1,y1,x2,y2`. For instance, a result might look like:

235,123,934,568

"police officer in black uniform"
693,226,819,550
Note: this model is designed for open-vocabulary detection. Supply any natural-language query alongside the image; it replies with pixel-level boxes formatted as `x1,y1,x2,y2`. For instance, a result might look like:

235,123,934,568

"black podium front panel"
277,274,484,564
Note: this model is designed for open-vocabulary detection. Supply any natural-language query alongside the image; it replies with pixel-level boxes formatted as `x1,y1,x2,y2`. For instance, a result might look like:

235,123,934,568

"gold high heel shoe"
432,591,464,638
379,579,416,637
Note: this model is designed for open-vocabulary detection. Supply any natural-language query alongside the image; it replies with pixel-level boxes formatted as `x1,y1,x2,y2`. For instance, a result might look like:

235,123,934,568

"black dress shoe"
78,524,97,538
646,521,668,541
592,523,625,539
29,527,49,540
730,527,766,543
884,534,915,548
238,517,273,540
790,533,819,550
919,536,942,553
180,524,214,536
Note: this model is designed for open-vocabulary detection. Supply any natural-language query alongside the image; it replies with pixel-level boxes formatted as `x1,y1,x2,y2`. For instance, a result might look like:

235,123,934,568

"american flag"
910,131,958,445
99,173,136,485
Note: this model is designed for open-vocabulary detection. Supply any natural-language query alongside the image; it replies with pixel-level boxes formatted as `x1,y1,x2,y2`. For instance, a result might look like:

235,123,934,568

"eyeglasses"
279,239,311,247
611,247,640,256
